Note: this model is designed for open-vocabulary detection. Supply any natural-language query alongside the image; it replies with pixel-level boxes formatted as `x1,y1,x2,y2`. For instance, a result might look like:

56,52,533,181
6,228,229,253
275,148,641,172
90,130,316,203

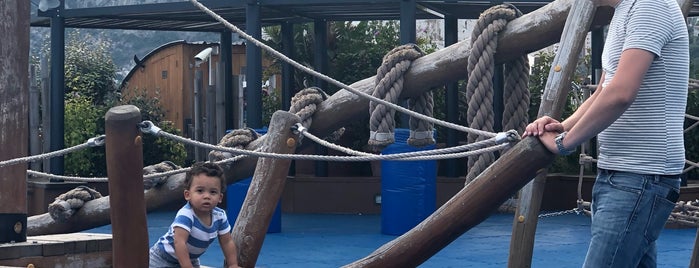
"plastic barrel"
226,128,282,233
227,178,282,233
380,128,437,235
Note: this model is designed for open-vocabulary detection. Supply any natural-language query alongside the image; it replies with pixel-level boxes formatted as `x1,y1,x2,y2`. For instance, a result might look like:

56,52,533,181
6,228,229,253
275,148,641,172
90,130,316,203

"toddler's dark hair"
184,162,226,192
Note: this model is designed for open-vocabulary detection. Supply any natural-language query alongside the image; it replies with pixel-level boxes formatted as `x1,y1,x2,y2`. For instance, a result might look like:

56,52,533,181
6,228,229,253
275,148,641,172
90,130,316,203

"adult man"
523,0,689,266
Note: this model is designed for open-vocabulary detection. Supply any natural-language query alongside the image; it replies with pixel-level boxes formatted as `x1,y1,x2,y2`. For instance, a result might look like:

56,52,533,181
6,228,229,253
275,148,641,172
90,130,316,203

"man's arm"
546,48,654,152
560,72,606,131
173,227,195,268
219,232,240,268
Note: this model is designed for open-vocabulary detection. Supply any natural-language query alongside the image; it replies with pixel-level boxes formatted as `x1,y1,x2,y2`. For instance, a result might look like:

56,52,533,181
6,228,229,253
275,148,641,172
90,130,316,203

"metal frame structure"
29,0,699,176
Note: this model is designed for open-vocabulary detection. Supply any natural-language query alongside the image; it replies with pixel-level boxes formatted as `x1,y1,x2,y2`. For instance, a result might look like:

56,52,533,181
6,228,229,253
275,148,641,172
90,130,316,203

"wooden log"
343,137,555,267
104,105,148,267
25,0,691,236
233,111,300,267
508,1,597,267
0,0,29,243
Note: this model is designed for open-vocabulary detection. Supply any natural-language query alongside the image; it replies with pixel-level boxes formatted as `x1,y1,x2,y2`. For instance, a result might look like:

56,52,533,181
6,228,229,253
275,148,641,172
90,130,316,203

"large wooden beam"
26,0,690,236
234,111,300,267
343,137,555,267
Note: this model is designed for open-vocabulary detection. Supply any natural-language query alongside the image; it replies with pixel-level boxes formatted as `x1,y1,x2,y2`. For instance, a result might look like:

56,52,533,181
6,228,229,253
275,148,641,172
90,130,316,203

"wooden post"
234,111,300,267
105,105,148,268
508,2,597,267
0,0,29,243
343,138,555,267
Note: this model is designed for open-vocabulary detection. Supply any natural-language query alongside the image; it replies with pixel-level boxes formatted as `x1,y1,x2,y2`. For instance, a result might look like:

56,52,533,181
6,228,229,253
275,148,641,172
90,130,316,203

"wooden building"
120,40,278,137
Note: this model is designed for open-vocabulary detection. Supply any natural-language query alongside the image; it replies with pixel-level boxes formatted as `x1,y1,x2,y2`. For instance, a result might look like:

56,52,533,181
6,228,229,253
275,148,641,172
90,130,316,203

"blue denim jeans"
583,169,680,268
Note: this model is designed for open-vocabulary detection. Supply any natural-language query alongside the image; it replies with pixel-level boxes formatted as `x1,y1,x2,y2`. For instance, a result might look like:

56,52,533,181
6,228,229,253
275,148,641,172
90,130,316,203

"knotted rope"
369,44,432,151
465,4,529,183
48,186,102,222
209,128,260,162
143,161,181,189
209,87,345,162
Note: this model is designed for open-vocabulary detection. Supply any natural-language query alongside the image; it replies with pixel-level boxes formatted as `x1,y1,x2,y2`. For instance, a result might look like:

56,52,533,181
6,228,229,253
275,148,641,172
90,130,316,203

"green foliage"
64,96,108,176
63,31,118,105
686,87,699,180
121,89,187,167
262,89,282,127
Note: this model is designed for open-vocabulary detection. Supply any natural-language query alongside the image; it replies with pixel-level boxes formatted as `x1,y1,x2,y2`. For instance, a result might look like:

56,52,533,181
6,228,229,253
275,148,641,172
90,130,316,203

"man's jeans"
583,169,680,268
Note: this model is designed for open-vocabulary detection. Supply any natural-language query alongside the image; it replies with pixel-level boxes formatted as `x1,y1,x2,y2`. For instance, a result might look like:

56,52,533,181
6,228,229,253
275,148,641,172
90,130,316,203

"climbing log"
233,111,300,267
25,0,691,236
343,137,555,267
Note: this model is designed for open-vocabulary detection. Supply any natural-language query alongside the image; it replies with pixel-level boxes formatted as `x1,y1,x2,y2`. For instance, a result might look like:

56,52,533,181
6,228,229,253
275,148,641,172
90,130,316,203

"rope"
188,0,497,140
0,135,105,168
143,161,181,189
295,123,515,161
209,128,260,162
289,87,345,141
465,4,527,183
48,185,102,222
369,44,427,150
141,121,517,162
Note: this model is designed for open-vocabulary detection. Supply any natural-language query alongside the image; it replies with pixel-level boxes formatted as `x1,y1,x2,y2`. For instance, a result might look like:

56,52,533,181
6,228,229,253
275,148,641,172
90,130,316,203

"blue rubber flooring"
87,211,697,267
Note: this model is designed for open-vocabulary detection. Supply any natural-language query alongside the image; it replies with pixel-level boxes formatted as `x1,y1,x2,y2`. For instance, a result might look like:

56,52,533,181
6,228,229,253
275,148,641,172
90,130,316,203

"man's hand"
522,116,563,137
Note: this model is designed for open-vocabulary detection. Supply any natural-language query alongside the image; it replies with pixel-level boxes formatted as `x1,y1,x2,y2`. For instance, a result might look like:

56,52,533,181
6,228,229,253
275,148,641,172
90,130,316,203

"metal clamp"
139,120,162,135
495,129,521,144
87,135,106,147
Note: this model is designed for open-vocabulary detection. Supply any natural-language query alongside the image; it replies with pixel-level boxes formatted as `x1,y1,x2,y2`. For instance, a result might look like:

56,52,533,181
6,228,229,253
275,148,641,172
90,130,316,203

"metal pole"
49,1,66,178
194,69,203,161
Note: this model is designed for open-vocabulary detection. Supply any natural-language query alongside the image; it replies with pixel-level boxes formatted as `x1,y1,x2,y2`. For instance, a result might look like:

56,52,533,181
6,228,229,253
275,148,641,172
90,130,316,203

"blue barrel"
227,178,282,233
226,128,281,233
381,128,437,235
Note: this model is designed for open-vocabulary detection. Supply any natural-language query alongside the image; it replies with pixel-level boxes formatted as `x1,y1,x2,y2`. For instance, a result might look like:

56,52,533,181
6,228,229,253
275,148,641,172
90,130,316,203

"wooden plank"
233,111,300,267
507,1,597,267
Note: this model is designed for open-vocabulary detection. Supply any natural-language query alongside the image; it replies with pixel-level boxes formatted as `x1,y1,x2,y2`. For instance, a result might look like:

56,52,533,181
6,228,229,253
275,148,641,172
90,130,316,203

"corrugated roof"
30,0,655,32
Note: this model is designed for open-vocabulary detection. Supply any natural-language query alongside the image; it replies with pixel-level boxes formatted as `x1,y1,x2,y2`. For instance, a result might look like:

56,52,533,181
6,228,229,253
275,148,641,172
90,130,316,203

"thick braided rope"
465,4,520,183
289,87,345,141
408,87,436,147
369,44,425,150
502,55,530,138
48,185,102,222
142,161,181,189
209,128,260,162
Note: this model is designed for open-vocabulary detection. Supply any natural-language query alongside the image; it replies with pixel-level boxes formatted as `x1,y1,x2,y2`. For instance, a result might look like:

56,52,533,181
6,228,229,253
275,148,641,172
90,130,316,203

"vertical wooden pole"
508,2,596,267
0,0,29,243
105,105,148,267
234,111,300,267
41,57,51,172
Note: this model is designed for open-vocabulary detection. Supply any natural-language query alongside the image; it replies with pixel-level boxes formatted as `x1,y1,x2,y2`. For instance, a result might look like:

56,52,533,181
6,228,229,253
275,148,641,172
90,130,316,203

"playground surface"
87,210,696,267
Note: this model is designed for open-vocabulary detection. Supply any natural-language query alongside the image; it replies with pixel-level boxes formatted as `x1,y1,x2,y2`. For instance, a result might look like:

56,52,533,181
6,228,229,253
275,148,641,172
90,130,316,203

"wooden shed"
120,40,277,137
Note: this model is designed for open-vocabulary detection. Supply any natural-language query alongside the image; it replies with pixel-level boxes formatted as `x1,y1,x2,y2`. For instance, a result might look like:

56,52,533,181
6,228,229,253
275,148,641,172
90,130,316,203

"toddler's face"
184,174,223,214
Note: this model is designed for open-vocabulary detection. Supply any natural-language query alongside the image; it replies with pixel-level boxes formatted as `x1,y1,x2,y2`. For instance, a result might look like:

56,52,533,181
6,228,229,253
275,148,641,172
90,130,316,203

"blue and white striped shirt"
598,0,688,175
155,202,232,263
